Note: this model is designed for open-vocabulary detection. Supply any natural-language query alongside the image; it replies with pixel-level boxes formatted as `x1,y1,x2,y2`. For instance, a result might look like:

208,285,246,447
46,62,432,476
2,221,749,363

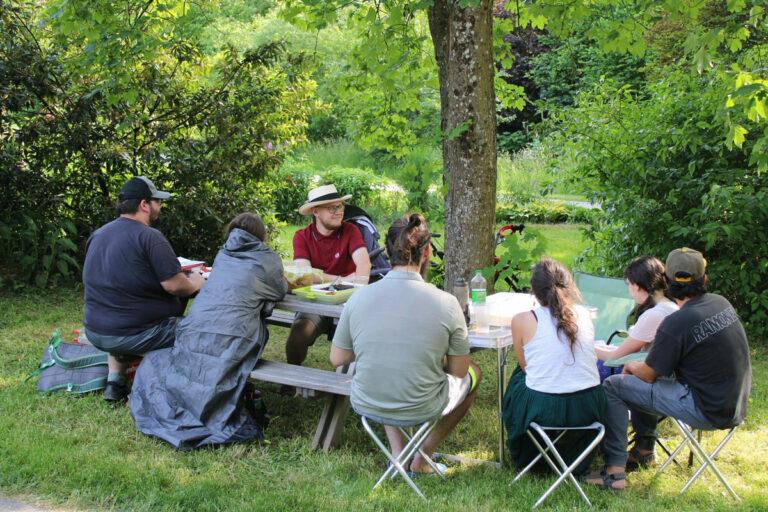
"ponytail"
624,256,668,318
530,258,582,349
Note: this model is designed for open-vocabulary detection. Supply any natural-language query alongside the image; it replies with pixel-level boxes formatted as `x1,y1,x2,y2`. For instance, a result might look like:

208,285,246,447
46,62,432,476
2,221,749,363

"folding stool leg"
361,417,429,500
518,423,604,509
376,421,436,484
673,422,740,501
657,431,692,473
399,426,447,480
514,430,570,482
656,437,680,467
686,429,701,468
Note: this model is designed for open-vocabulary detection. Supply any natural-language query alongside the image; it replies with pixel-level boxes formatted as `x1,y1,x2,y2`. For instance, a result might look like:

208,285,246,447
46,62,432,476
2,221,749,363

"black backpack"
343,205,391,281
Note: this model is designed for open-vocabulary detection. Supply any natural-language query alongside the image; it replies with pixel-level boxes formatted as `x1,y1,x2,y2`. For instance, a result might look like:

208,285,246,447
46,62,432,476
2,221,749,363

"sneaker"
103,381,129,402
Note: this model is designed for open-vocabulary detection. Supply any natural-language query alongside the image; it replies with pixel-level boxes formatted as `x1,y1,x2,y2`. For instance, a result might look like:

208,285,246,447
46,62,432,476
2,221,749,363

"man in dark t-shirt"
285,185,371,376
587,248,751,491
83,176,204,401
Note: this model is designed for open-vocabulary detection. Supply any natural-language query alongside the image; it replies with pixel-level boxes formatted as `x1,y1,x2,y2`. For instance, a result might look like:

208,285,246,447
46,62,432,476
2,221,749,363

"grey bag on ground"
31,331,108,394
129,228,288,450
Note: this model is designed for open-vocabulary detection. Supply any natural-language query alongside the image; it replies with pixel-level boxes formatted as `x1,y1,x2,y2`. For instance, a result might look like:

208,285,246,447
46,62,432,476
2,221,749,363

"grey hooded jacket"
129,228,288,449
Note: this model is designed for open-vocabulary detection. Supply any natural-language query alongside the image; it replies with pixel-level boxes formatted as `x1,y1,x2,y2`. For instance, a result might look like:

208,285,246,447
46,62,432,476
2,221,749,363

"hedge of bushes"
267,159,407,225
496,199,598,224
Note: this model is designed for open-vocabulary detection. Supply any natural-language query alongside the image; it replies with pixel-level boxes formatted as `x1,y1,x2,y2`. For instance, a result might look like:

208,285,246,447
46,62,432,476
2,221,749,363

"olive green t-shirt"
332,270,469,423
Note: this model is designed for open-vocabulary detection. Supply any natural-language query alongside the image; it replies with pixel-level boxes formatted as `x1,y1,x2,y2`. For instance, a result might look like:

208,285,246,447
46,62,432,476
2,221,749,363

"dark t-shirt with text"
83,217,183,336
646,293,751,428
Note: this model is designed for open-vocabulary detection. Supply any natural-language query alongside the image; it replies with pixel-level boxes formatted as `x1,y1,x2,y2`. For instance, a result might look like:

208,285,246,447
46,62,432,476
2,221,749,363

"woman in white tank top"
502,258,606,475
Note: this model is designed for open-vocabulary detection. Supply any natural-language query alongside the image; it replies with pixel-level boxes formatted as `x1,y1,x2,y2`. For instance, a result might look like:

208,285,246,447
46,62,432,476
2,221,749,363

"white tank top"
523,305,600,393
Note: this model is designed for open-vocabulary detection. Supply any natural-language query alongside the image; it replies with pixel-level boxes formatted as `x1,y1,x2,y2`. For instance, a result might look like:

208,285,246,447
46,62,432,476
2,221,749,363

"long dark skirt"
502,366,607,475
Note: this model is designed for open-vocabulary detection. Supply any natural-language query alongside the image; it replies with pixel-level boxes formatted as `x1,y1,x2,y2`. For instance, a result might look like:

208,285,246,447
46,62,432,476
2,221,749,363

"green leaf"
729,124,748,148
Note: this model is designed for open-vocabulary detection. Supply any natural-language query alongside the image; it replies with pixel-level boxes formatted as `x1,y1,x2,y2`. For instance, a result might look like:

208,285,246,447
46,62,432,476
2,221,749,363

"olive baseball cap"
118,176,171,200
666,247,707,283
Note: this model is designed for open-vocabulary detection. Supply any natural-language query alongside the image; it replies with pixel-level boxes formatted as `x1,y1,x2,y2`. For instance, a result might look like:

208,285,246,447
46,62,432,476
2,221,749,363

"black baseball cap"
118,176,171,201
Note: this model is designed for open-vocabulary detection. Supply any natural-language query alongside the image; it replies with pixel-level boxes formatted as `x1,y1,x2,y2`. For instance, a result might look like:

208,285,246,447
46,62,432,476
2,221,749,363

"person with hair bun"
597,256,679,362
502,258,606,475
331,213,482,475
129,212,288,449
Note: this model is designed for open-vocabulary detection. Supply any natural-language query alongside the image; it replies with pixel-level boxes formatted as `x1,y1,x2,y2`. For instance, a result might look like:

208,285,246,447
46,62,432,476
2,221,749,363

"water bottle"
470,270,489,333
72,328,90,345
453,276,470,325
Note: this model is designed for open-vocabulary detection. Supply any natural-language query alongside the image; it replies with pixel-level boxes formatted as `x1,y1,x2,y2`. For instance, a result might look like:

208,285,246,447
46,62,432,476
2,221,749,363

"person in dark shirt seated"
83,176,204,402
586,248,752,491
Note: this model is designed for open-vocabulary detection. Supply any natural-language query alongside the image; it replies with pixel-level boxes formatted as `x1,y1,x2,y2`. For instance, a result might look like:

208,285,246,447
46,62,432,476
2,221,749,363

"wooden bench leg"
312,393,350,452
311,363,354,452
324,395,351,452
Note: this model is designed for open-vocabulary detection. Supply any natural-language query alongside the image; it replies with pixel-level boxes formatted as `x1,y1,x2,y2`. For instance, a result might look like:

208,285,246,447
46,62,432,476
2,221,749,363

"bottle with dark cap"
453,276,470,325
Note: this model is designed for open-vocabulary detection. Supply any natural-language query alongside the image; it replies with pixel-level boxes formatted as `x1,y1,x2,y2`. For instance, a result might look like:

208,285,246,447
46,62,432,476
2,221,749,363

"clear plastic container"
283,264,324,289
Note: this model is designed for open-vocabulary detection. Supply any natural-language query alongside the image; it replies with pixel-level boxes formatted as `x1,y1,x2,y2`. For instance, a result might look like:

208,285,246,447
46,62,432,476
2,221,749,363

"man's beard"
317,216,342,232
149,208,160,226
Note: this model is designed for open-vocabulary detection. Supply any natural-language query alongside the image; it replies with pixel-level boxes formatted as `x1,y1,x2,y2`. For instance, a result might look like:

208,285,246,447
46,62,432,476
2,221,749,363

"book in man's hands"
177,257,205,272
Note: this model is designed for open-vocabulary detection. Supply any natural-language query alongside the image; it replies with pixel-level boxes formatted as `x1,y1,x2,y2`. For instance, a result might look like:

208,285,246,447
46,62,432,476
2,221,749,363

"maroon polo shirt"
293,221,366,276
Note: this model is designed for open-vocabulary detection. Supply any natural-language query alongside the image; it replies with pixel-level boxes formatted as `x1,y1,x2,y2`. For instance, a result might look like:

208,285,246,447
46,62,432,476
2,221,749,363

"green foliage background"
0,0,316,287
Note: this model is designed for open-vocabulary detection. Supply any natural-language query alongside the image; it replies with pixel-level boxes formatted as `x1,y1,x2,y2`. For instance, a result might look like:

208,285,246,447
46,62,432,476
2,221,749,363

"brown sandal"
626,446,655,471
583,468,626,491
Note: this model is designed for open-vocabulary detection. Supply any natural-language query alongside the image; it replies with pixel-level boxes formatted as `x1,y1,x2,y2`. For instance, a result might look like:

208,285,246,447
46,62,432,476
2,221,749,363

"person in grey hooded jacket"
129,212,288,449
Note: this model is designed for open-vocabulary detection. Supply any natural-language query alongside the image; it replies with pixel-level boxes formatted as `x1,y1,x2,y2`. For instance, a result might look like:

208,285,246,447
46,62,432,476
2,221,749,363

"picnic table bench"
258,296,352,451
250,360,353,452
264,309,296,328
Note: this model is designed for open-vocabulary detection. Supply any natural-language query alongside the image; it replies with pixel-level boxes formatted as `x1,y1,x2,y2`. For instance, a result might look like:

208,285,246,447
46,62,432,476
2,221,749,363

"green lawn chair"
574,271,678,465
573,271,635,343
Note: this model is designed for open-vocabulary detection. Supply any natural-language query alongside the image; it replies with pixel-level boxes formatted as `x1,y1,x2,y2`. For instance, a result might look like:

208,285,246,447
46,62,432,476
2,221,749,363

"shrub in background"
268,159,407,225
496,200,597,224
1,3,315,285
550,70,768,341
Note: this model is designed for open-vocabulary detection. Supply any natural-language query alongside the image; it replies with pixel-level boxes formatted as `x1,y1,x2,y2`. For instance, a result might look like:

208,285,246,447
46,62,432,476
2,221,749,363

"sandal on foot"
583,468,626,491
626,446,655,471
410,462,448,477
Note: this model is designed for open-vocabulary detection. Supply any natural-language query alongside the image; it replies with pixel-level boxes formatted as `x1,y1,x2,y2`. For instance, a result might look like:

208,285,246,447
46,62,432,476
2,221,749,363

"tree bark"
428,0,497,290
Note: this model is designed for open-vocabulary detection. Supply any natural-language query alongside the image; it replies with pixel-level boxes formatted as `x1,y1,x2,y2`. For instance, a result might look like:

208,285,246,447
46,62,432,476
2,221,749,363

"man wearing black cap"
587,247,752,491
83,176,204,402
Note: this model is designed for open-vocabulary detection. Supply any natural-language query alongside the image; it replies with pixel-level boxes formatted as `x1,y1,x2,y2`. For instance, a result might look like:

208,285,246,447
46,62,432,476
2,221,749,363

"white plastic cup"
472,303,490,333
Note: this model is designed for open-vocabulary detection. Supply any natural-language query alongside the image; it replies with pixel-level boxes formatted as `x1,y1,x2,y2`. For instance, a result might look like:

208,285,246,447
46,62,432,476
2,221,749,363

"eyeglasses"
322,204,345,214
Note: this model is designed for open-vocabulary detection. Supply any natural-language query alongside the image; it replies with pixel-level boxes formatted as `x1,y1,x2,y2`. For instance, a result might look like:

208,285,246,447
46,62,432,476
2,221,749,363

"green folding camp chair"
574,271,677,465
573,271,635,343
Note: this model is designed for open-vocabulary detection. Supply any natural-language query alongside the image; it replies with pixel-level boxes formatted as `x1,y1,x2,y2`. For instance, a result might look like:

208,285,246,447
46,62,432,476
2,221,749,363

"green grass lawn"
1,286,767,511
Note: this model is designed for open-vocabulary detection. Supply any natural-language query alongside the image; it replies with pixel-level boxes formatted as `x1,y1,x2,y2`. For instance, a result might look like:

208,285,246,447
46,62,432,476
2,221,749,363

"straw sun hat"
298,184,352,216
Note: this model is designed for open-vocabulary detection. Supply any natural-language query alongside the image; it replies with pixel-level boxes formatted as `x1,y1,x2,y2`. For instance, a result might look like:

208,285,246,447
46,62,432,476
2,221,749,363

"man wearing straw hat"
285,184,371,374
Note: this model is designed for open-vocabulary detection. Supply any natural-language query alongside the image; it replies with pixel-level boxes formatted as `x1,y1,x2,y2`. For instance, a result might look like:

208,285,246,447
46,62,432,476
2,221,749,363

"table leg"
497,345,507,467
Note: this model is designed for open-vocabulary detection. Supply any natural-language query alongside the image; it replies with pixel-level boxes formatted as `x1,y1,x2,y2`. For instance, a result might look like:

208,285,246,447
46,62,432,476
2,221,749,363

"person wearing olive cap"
83,176,204,402
586,247,752,491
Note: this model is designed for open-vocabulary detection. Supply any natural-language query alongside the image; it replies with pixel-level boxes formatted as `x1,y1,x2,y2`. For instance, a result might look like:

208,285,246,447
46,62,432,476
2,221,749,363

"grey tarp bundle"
129,228,288,450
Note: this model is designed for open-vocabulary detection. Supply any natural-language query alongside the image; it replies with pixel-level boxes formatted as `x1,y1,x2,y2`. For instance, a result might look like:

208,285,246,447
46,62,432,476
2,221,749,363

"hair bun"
407,214,422,228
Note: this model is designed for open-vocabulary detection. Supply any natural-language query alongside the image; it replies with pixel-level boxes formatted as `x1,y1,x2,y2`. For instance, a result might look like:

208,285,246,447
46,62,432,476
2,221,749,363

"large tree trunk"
428,0,497,290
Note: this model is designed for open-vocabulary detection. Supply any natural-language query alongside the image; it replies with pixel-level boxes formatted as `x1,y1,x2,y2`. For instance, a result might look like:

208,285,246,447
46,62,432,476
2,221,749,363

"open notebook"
177,257,205,271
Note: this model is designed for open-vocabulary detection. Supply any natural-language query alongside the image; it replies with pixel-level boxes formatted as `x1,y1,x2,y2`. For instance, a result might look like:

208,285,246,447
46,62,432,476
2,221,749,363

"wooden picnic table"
253,295,349,452
257,292,518,463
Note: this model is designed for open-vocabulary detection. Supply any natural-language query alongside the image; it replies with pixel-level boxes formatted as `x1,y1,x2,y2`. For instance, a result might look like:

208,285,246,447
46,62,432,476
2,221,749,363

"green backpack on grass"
27,330,109,394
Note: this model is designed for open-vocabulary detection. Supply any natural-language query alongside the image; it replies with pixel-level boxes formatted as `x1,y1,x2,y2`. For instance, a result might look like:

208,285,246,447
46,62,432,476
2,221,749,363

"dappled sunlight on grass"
1,288,766,511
